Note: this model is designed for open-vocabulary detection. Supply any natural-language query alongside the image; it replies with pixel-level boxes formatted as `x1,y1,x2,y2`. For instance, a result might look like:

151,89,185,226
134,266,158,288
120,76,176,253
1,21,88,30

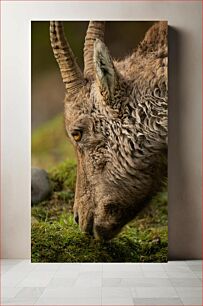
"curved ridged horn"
50,21,85,95
84,21,105,79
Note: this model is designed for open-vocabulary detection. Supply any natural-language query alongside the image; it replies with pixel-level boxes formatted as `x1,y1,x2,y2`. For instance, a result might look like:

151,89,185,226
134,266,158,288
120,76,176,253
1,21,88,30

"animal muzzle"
74,208,94,237
74,210,123,241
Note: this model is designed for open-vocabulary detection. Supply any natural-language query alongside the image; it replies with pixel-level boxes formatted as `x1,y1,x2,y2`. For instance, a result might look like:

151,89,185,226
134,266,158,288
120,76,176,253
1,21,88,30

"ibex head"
50,21,168,240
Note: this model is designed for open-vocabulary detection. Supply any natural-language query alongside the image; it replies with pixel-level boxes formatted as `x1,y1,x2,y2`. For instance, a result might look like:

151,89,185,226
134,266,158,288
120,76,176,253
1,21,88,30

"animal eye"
72,130,82,142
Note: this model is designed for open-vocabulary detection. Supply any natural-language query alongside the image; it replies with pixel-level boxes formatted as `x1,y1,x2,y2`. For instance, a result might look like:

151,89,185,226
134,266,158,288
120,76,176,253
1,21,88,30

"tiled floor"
1,260,202,305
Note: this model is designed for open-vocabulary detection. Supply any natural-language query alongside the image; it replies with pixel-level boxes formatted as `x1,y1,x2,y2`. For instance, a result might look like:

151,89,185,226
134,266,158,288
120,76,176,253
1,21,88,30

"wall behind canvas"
1,0,202,259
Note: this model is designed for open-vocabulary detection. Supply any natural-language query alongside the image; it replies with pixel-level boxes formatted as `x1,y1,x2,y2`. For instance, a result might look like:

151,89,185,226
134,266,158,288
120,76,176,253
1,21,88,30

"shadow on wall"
168,26,202,259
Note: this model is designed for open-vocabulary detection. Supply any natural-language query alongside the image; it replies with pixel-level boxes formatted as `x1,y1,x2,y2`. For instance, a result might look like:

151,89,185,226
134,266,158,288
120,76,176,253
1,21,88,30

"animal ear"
93,39,117,100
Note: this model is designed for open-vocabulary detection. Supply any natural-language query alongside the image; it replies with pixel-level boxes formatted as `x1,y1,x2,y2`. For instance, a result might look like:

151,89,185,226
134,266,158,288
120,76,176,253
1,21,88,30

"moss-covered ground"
31,115,168,262
32,114,76,169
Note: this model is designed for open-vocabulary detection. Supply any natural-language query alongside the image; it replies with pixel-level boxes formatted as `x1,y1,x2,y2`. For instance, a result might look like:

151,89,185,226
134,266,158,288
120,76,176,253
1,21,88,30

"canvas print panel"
31,21,168,262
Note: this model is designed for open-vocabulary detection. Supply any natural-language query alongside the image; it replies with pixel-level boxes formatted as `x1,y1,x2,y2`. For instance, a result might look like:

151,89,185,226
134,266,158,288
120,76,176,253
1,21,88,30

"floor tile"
186,260,202,265
1,299,10,305
102,297,134,305
6,260,32,271
1,259,202,306
1,259,26,265
133,297,183,305
143,271,168,278
124,277,172,287
17,271,56,287
41,286,101,298
80,263,102,272
189,264,202,272
31,263,60,272
141,263,165,272
102,287,132,298
15,287,45,298
103,263,142,273
35,297,102,305
170,277,202,287
2,265,15,274
193,271,202,279
47,277,76,288
56,263,81,271
164,265,192,272
134,286,178,298
175,287,202,298
2,275,26,287
54,269,80,278
78,271,102,278
166,261,187,266
3,297,38,305
103,270,144,278
102,277,123,287
2,263,36,287
166,271,197,279
74,271,102,287
180,296,202,305
75,276,102,287
2,287,23,299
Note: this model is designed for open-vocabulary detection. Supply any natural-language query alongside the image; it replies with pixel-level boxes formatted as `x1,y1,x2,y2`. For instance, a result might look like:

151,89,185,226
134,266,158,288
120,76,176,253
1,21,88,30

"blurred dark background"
31,21,155,130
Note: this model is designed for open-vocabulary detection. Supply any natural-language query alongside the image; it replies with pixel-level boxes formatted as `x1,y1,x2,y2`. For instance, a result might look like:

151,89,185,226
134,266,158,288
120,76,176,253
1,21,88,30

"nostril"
74,213,79,224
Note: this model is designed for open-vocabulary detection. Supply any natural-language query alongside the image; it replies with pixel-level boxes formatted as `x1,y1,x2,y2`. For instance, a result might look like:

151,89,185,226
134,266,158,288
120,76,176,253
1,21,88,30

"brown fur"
50,21,168,240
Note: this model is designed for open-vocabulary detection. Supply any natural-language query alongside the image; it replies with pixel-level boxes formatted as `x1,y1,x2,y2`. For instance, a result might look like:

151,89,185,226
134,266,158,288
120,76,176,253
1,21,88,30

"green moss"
32,160,77,224
31,116,168,262
49,160,77,192
31,159,168,262
32,114,76,169
31,212,167,263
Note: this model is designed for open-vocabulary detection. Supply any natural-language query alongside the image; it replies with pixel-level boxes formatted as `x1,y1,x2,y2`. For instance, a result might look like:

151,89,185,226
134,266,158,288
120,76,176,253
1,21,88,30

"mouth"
76,216,118,241
93,223,122,241
93,225,112,241
74,203,123,241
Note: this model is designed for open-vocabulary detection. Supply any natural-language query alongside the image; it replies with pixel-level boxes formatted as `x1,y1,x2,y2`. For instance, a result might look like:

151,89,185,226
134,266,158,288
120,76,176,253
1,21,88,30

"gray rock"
31,168,52,205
